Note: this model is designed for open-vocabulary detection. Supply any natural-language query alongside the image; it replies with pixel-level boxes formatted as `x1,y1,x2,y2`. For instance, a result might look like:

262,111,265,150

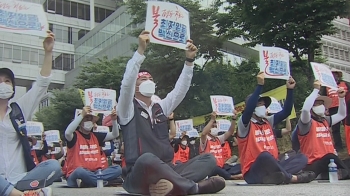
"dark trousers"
244,152,308,184
329,107,343,151
303,153,349,177
123,152,217,195
211,164,241,180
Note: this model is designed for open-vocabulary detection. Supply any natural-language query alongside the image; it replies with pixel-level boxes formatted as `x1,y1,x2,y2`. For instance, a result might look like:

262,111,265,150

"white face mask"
48,150,52,154
139,80,155,97
83,121,94,131
254,106,267,118
0,83,13,99
210,128,219,136
181,141,187,146
29,142,32,147
312,105,325,117
190,140,196,145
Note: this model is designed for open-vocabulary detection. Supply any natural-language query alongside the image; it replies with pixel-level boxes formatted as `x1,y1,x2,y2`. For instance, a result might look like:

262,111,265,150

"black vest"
120,99,174,171
9,102,36,171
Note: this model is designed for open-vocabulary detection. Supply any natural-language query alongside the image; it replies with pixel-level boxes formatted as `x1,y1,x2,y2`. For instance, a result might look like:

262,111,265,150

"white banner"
0,0,48,37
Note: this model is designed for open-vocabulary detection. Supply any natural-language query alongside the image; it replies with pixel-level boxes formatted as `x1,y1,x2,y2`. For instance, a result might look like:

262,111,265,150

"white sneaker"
22,186,52,196
76,179,82,188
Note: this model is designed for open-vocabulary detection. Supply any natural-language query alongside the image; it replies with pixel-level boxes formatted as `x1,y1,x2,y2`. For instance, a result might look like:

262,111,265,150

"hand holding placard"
257,72,265,85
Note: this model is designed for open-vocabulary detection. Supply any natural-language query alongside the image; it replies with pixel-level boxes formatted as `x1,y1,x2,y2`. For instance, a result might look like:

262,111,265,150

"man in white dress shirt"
117,31,225,196
0,31,61,196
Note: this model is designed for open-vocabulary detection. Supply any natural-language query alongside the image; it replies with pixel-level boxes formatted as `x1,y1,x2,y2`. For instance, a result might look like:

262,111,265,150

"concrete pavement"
51,180,349,196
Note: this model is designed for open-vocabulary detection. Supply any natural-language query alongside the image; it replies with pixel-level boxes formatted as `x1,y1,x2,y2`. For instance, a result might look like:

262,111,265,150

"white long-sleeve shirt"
117,51,194,125
65,115,120,142
298,89,346,135
0,74,51,184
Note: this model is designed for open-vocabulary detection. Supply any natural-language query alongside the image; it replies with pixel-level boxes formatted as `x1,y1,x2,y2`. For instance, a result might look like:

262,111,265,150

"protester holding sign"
31,133,49,165
64,106,121,188
296,80,350,180
0,31,62,196
237,72,315,185
320,69,350,151
172,132,190,164
117,30,225,196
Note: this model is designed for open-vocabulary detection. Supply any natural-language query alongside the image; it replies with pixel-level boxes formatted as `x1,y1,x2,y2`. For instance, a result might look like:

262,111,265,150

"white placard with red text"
145,1,190,50
310,62,338,89
45,130,60,145
210,95,234,116
95,126,110,133
74,109,99,118
175,119,194,132
216,119,231,132
0,0,48,37
259,46,290,80
84,88,116,115
187,129,199,138
267,97,283,114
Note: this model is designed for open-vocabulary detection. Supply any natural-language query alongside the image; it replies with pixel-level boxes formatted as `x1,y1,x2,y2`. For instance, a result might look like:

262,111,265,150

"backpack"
9,102,36,171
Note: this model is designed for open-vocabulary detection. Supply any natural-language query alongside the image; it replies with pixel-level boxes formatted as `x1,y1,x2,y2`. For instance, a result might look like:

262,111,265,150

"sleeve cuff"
36,74,52,87
133,51,146,65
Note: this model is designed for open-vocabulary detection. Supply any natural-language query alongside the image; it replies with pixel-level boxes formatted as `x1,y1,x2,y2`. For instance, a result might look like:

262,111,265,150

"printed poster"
210,95,234,116
310,62,338,89
175,119,194,132
102,142,111,151
95,126,110,133
216,119,231,132
0,0,48,37
267,97,283,114
84,88,117,115
45,130,60,145
145,1,190,50
74,109,99,118
187,129,199,138
26,121,43,136
259,46,290,80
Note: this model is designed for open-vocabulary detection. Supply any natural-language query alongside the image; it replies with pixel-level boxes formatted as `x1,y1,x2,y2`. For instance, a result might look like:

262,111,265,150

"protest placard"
145,1,190,50
259,46,290,80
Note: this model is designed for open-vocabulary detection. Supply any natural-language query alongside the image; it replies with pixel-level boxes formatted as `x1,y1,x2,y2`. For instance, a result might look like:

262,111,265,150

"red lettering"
87,91,93,105
0,2,29,11
152,5,160,27
174,6,184,20
263,50,269,66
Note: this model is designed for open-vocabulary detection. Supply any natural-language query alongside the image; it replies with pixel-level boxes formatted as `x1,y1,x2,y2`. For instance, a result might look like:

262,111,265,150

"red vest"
65,131,103,177
201,137,225,168
298,119,335,164
31,150,39,165
173,146,189,164
326,81,348,108
121,156,126,167
238,120,278,175
222,141,232,161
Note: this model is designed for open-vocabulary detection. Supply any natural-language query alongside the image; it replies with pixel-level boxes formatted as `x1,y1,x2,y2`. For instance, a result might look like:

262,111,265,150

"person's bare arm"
223,110,237,140
200,112,217,143
281,117,291,135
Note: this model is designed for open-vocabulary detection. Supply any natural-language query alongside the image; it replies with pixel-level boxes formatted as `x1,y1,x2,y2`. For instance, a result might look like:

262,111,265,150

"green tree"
35,88,83,135
74,57,129,94
214,0,349,63
126,0,225,104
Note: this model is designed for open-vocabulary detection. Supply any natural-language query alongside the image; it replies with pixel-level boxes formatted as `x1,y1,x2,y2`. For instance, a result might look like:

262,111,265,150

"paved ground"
52,180,350,196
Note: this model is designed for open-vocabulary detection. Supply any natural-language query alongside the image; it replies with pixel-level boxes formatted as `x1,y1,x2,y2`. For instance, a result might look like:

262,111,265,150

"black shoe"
262,172,285,185
296,171,315,183
198,176,226,194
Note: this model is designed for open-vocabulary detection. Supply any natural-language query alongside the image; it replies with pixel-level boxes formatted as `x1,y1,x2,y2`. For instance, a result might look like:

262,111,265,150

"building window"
3,44,12,62
49,23,88,43
78,29,90,40
43,0,114,22
68,27,73,44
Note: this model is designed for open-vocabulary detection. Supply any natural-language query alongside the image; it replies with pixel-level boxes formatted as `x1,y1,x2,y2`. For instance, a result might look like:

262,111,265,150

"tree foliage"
214,0,350,62
35,88,83,135
126,0,225,98
74,57,129,95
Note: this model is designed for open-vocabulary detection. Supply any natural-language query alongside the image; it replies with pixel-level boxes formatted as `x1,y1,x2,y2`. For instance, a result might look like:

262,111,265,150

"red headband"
137,72,151,79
